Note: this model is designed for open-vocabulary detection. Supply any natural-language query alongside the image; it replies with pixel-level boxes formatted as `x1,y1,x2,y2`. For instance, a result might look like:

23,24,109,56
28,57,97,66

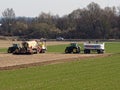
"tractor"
8,44,20,53
65,42,80,53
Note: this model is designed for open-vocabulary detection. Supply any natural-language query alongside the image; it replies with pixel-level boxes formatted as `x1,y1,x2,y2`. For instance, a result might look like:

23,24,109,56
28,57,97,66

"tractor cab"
70,42,78,47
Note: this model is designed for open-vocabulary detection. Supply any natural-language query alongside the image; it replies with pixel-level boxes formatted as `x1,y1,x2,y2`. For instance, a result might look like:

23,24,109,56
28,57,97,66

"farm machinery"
8,40,47,55
8,44,20,53
65,41,105,54
83,41,105,54
65,42,81,53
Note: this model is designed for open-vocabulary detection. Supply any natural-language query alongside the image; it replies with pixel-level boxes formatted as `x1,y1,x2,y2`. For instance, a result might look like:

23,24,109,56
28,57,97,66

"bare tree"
118,6,120,15
1,8,16,35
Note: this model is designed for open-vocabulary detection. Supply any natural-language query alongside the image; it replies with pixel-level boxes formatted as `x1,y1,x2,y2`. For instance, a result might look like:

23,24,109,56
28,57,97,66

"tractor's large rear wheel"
12,48,19,54
73,48,77,53
73,47,80,54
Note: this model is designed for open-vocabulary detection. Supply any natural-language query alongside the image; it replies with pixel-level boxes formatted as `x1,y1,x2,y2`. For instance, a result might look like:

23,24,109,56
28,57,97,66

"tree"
75,2,102,39
1,8,16,35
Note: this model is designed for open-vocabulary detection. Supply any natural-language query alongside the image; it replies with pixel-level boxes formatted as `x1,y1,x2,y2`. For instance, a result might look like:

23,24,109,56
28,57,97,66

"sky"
0,0,120,17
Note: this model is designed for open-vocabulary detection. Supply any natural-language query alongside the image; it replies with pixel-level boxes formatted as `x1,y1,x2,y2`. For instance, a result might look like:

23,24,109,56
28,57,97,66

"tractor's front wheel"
65,48,69,53
7,49,11,53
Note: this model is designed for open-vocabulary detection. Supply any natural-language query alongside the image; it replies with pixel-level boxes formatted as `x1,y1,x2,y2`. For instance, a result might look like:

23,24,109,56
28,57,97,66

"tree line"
0,2,120,39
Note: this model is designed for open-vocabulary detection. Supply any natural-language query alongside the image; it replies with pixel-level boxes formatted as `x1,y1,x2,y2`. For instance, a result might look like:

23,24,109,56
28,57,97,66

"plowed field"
0,53,108,70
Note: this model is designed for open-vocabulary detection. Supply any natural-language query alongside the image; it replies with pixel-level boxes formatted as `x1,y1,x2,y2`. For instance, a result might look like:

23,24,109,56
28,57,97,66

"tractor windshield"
13,44,19,47
70,43,77,47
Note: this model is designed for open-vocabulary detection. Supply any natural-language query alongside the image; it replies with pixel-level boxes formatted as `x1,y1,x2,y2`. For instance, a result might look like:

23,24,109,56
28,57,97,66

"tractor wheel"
65,48,68,53
13,48,19,54
73,48,77,53
7,48,12,53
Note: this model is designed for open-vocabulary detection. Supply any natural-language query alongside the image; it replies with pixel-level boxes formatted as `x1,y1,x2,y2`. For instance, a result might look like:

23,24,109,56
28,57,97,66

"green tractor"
65,42,81,54
8,44,20,53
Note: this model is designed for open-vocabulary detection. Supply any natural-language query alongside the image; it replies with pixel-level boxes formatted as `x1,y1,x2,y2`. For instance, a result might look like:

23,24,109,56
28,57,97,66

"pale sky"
0,0,120,17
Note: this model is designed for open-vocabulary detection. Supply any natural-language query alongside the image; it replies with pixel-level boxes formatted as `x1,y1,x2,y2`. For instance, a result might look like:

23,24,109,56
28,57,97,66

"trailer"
84,41,105,54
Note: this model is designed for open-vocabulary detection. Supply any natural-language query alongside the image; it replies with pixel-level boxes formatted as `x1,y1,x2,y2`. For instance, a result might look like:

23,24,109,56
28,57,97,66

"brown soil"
0,53,109,70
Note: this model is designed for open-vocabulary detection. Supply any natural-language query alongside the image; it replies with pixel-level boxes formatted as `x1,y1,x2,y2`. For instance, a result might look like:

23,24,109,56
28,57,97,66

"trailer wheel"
100,50,104,54
88,49,90,54
33,49,37,54
97,50,104,54
41,49,45,53
84,49,90,54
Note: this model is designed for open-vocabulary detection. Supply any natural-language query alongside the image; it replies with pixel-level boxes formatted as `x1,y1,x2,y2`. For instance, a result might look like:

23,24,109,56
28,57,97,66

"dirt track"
0,53,108,70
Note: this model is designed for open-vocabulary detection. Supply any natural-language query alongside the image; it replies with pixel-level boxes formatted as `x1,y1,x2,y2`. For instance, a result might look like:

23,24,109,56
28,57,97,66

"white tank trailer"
83,41,105,54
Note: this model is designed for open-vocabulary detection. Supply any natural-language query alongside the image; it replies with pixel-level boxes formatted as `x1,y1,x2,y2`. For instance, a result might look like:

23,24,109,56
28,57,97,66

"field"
0,40,88,69
0,40,106,69
0,40,120,90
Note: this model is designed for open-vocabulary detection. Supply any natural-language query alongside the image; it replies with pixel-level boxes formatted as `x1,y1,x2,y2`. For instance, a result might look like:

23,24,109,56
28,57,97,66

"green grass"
47,44,68,53
0,42,120,90
0,48,7,53
105,42,120,53
0,53,120,90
